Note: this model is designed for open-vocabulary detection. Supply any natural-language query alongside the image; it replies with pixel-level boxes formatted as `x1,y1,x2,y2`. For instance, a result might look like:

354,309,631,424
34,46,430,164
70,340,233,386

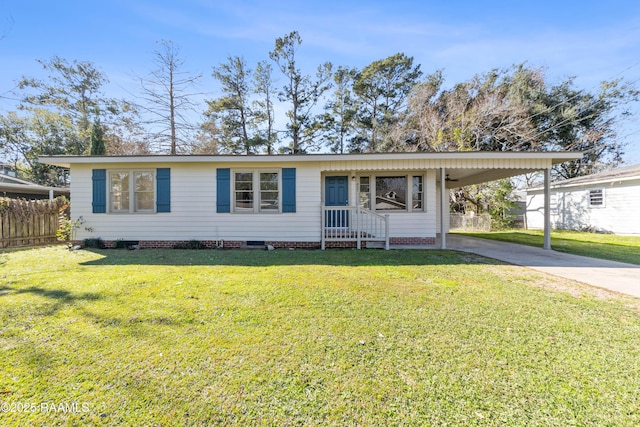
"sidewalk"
445,234,640,298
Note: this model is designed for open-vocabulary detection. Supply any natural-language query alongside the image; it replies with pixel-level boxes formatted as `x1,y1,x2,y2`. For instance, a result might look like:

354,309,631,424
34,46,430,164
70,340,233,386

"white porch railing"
321,206,390,250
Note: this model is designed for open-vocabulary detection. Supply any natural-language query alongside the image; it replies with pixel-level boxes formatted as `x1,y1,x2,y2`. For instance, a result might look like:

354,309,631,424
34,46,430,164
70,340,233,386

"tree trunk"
169,66,176,155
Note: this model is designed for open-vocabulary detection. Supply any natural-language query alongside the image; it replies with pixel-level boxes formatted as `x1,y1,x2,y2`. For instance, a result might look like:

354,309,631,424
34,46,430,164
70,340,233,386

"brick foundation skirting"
75,237,435,249
389,237,436,245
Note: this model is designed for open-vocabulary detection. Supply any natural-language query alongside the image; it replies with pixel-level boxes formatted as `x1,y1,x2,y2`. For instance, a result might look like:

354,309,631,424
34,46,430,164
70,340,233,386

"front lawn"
457,229,640,265
1,246,640,426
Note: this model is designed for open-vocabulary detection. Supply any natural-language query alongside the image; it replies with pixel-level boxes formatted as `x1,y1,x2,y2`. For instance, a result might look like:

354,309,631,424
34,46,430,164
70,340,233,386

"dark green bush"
114,239,139,249
173,240,208,249
83,238,105,249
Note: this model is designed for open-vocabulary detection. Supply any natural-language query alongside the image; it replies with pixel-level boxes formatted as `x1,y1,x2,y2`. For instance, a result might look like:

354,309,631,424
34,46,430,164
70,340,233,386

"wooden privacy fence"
0,197,68,249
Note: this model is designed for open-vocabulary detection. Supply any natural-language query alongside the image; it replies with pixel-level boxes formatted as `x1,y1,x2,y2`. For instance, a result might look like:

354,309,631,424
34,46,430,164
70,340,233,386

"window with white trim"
233,170,280,213
109,170,155,213
359,176,371,209
588,189,604,207
412,176,423,210
358,174,425,212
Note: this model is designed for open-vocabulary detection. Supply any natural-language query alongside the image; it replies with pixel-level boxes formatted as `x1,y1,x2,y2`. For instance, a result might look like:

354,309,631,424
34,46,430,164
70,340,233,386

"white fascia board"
0,182,70,193
527,175,640,192
39,151,582,168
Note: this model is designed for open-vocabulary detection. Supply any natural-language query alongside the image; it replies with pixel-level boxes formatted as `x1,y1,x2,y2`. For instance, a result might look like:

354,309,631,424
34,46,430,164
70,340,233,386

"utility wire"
520,61,640,143
527,61,639,136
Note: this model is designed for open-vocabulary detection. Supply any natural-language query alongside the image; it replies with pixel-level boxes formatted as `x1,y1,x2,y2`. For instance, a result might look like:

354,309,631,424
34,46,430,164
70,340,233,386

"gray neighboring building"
0,172,70,200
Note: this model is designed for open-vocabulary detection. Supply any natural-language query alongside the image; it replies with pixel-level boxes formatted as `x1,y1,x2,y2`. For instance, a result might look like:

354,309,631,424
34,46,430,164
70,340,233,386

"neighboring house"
0,173,70,200
525,164,640,235
39,152,580,249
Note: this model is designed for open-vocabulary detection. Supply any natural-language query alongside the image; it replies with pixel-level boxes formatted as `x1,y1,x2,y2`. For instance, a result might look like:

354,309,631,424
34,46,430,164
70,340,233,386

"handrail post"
321,206,325,250
356,206,361,249
384,214,390,250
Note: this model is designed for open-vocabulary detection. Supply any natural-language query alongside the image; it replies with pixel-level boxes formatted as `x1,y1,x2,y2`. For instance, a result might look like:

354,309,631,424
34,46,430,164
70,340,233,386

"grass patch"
457,229,640,265
1,246,640,425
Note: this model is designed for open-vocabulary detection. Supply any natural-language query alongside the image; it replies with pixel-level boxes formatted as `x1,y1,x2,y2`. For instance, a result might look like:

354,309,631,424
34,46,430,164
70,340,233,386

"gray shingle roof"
553,164,640,186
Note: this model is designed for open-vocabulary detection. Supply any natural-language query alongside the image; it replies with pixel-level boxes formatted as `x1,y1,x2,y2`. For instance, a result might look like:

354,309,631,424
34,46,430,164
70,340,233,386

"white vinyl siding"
72,163,320,242
526,180,640,235
71,164,439,242
350,170,436,238
387,170,436,238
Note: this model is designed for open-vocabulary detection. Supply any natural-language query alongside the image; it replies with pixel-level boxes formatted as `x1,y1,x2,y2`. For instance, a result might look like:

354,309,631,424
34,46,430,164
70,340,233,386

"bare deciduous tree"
401,66,544,153
135,40,202,154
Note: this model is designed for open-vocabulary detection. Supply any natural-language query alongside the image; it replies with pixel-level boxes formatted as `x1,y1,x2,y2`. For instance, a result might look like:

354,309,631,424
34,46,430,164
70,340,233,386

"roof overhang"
39,151,582,188
0,182,70,196
526,166,640,192
526,175,640,192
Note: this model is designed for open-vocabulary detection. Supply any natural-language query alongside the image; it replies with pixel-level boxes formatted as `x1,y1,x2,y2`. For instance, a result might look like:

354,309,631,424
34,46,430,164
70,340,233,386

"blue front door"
325,176,349,227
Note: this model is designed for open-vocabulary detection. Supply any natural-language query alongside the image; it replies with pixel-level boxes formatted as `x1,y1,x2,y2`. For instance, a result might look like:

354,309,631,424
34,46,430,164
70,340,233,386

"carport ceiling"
440,168,540,188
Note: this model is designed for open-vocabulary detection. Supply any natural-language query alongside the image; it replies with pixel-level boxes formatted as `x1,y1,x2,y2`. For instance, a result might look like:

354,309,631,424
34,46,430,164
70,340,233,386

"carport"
435,151,582,250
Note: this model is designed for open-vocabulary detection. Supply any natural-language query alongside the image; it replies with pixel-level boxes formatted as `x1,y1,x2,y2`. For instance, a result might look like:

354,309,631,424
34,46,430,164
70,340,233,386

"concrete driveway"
446,234,640,298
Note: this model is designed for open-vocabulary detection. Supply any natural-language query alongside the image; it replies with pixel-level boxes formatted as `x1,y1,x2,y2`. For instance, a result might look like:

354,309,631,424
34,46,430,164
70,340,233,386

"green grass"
2,246,640,426
457,229,640,265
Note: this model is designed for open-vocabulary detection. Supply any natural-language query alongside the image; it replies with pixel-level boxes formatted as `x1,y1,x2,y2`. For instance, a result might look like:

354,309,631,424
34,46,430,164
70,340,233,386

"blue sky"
2,0,640,162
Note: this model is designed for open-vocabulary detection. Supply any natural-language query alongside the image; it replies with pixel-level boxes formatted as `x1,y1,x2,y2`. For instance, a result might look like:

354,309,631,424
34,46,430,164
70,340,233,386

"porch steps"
321,206,390,250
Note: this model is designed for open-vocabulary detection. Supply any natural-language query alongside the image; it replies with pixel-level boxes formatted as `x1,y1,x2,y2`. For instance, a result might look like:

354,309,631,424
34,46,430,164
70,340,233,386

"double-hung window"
359,176,371,208
412,176,423,210
259,172,279,211
233,171,280,213
234,172,254,211
109,170,155,213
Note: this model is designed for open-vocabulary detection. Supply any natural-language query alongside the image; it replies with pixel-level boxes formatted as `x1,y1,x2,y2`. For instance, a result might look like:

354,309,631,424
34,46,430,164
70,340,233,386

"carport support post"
543,167,551,250
440,168,447,249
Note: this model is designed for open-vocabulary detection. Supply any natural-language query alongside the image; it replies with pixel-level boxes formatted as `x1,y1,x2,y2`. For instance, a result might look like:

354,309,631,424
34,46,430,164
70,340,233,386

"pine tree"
90,119,106,155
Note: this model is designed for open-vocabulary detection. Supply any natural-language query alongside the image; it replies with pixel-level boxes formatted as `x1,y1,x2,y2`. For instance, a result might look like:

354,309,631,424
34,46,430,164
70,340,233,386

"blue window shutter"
282,168,296,213
156,168,171,213
92,169,106,213
217,168,231,213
